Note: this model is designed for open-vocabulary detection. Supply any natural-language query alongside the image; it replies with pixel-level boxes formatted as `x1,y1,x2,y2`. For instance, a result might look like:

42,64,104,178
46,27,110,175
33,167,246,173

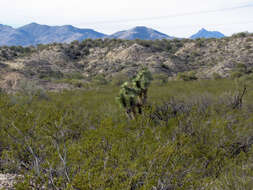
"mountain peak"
190,28,225,39
132,26,149,30
29,22,40,25
23,22,45,28
200,28,207,32
109,26,174,40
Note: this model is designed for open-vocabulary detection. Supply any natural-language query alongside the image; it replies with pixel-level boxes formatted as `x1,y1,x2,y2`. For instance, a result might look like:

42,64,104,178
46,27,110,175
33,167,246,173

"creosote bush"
0,78,252,189
177,71,198,81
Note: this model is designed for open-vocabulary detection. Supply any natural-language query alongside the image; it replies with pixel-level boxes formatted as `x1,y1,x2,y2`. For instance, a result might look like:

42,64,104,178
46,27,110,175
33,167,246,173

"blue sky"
0,0,253,37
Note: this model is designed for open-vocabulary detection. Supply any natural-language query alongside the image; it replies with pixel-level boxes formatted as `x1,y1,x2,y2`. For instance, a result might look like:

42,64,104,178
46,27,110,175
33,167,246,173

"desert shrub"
232,32,248,38
39,70,64,79
230,71,243,79
239,73,253,82
177,71,198,81
246,38,253,42
0,79,252,189
92,74,108,85
230,63,252,79
236,63,248,73
54,78,86,89
110,74,129,86
195,38,205,47
134,39,182,54
64,72,84,80
37,44,49,51
153,74,169,85
191,51,201,57
212,72,222,80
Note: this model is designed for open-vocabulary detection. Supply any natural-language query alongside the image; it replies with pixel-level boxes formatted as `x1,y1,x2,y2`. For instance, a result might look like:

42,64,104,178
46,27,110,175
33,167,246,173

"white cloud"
0,0,252,37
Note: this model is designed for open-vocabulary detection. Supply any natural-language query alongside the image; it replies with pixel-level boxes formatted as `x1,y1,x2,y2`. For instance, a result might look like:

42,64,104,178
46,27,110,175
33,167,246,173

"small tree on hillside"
117,68,153,119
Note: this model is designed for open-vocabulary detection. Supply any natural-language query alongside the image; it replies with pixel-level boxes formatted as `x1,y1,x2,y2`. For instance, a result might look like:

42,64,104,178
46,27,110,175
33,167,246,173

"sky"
0,0,253,37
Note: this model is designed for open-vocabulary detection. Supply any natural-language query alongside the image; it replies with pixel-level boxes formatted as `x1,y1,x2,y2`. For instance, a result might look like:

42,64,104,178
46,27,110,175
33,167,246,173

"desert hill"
0,32,252,92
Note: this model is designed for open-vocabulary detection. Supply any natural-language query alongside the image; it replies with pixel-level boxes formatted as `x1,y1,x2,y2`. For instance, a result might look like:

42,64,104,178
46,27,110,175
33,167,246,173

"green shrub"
212,72,222,80
239,73,253,82
195,38,205,47
39,70,64,79
64,72,85,80
0,78,252,189
110,74,129,86
236,63,248,73
177,71,198,81
232,32,248,38
230,71,243,79
153,74,169,84
93,74,108,85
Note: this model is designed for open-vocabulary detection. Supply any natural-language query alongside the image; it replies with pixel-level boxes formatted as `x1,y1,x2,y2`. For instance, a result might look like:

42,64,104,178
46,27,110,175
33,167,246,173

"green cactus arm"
116,94,127,108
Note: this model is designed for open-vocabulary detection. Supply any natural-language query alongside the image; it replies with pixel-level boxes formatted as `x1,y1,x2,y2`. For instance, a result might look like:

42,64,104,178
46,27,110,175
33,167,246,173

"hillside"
0,32,252,92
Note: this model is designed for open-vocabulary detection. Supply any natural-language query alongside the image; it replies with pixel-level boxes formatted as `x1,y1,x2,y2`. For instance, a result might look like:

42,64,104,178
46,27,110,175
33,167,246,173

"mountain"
0,24,33,46
108,26,174,40
0,23,228,46
0,24,175,46
18,23,107,44
190,28,225,39
0,23,107,46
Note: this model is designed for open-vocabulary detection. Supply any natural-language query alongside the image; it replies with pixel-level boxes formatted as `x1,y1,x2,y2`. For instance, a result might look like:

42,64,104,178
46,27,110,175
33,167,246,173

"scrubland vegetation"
0,31,253,189
0,74,253,189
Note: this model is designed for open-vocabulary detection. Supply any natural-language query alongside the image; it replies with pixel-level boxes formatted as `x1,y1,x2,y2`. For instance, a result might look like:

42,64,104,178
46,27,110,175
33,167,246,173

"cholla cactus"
117,68,153,119
132,68,153,105
117,82,138,119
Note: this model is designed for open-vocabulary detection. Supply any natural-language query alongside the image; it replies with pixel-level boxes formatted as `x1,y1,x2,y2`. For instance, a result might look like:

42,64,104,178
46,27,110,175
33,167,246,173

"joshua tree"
117,68,153,119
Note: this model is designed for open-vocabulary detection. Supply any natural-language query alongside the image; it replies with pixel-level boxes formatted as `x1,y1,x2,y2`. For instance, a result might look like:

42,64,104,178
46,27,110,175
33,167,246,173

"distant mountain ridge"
190,28,225,39
18,23,106,45
0,23,226,46
0,24,33,46
0,23,107,46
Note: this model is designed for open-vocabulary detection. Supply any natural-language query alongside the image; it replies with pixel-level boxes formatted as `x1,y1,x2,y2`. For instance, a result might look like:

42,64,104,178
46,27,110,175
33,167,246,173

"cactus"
117,68,153,119
116,82,138,119
132,68,153,105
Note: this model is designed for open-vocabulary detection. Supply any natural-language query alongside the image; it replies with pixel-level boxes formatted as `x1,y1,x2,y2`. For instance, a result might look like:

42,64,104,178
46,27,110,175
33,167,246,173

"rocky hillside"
0,32,252,92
